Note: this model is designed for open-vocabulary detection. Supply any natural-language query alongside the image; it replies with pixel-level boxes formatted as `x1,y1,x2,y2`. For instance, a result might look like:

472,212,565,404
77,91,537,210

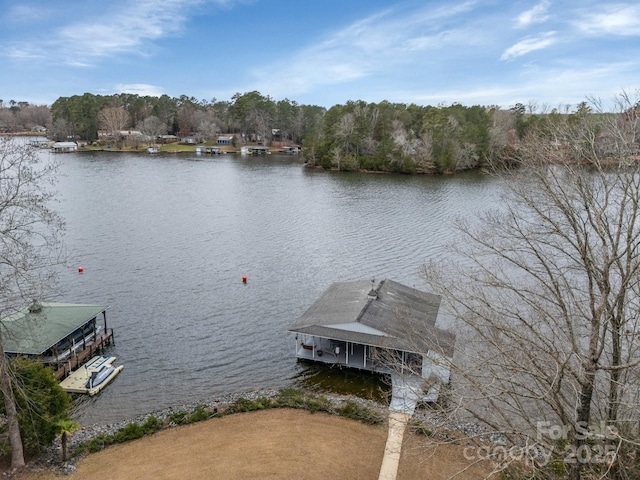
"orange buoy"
78,266,84,273
242,276,247,283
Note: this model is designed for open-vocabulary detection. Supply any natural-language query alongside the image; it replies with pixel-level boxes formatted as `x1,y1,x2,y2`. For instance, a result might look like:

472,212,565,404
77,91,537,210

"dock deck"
59,355,123,396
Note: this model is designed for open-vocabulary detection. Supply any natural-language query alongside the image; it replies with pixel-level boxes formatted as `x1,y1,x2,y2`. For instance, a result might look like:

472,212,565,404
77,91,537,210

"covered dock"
290,279,456,480
289,279,455,402
240,145,270,155
1,301,116,380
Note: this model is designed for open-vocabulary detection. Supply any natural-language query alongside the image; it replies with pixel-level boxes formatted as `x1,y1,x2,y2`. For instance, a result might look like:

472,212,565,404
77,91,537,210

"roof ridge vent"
367,279,378,300
28,300,43,313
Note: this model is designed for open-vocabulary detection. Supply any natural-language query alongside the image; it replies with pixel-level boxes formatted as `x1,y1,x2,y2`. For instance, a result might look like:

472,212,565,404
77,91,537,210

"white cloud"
7,4,53,23
516,0,551,27
573,4,640,36
500,31,557,60
115,83,166,97
253,1,484,98
57,1,189,58
4,0,238,65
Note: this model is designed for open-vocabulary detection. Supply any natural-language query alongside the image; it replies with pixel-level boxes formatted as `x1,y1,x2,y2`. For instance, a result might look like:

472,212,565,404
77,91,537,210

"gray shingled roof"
1,302,108,355
289,279,455,357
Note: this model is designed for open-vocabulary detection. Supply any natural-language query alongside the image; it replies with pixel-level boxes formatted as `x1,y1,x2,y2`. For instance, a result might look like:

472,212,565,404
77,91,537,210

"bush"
409,421,432,437
168,410,189,425
0,358,72,454
273,388,305,408
303,396,332,414
335,400,384,425
141,416,162,434
187,405,216,423
224,397,273,415
112,423,146,443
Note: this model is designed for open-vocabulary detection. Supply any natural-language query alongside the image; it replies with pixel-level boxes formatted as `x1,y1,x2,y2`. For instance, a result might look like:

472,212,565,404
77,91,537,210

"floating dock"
59,355,123,396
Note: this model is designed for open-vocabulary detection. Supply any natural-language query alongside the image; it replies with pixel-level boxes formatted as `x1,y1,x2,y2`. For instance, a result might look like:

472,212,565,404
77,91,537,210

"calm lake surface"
46,150,500,424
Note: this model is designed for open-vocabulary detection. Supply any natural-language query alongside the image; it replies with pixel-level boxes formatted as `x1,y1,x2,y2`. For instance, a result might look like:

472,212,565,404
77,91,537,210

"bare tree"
50,118,74,142
421,93,640,479
0,137,65,469
98,106,130,135
136,115,167,141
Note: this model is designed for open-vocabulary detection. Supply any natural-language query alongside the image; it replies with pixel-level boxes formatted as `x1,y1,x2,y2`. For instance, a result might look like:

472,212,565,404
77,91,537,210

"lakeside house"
1,301,115,379
216,135,235,146
289,279,455,401
156,135,179,144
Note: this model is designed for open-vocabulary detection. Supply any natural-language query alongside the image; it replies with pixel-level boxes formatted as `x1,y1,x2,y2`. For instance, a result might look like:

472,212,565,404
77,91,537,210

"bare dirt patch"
11,409,490,480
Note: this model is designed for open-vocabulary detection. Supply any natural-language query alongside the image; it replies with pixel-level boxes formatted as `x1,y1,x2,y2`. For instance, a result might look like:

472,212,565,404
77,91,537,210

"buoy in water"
78,266,84,273
242,276,247,283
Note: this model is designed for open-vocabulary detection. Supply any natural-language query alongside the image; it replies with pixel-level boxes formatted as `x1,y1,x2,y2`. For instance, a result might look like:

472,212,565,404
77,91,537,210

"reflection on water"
293,361,391,404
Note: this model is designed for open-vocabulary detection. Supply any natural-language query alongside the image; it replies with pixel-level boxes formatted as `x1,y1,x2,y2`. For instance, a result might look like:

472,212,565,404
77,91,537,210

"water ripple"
52,152,500,423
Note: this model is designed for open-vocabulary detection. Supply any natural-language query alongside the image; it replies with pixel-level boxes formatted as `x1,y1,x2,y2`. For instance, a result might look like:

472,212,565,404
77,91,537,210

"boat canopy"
1,302,108,356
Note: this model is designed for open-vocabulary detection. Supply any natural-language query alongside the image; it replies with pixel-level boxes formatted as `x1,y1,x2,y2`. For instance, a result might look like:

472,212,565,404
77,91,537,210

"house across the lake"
216,135,235,146
289,279,455,401
1,301,115,379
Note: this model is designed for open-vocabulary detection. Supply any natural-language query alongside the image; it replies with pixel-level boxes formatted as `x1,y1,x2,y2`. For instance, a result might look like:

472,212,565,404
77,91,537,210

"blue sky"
1,0,638,109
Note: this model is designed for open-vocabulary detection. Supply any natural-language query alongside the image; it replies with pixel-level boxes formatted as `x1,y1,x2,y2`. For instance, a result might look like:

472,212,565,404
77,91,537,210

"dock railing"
53,329,115,380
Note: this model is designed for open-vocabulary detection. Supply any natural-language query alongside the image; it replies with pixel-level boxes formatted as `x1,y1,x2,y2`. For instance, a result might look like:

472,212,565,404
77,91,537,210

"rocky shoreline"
12,387,493,478
17,389,379,476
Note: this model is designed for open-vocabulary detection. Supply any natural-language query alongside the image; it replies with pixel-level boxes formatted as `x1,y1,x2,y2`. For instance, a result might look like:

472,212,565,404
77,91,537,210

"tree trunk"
0,344,25,469
569,362,597,480
61,433,68,461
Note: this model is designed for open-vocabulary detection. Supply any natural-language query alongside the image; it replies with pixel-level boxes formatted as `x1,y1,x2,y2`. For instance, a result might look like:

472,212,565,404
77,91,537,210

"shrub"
409,421,432,437
187,405,216,423
1,358,72,454
273,388,305,408
112,423,146,443
224,397,273,415
168,410,189,425
141,416,162,434
335,400,384,425
303,396,332,414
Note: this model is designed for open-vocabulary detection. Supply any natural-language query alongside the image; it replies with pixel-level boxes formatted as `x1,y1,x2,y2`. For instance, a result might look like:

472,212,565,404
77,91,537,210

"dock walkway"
378,373,423,480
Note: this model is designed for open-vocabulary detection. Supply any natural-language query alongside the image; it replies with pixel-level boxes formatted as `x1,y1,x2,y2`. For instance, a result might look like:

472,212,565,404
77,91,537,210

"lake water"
45,150,499,424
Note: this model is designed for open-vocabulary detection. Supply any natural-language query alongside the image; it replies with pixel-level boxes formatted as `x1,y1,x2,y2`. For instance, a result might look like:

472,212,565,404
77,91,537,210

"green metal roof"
1,302,108,355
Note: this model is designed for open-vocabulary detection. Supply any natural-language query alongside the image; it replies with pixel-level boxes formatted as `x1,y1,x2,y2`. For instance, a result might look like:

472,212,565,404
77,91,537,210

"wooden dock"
53,329,115,380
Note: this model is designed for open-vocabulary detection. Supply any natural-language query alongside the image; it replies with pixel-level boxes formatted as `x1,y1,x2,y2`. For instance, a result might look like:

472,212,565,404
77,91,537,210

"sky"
1,0,639,110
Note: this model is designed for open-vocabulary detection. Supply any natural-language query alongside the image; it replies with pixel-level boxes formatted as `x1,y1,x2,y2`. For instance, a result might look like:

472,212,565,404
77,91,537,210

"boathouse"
51,141,77,153
1,301,114,378
289,279,455,401
240,145,270,155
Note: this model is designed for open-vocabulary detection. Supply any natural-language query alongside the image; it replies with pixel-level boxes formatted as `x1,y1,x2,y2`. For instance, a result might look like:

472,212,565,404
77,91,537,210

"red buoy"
78,266,84,273
242,276,247,283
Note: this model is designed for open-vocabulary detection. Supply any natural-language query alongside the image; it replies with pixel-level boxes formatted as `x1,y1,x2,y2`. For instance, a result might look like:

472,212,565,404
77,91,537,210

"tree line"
3,92,626,173
1,92,640,477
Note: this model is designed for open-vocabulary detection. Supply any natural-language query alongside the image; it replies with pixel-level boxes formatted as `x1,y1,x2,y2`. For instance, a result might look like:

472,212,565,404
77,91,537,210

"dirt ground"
13,409,490,480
